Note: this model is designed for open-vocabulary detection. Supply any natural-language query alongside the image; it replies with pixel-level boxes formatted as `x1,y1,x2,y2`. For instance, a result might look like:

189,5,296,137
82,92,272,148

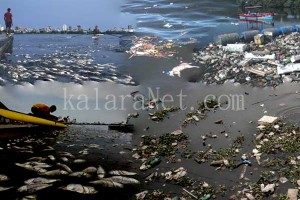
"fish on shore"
82,166,97,174
17,184,52,193
0,186,13,192
108,170,137,176
48,155,56,161
44,170,68,176
15,163,48,174
69,172,91,178
56,163,73,173
110,176,140,185
97,165,106,178
61,184,97,194
24,177,59,185
73,159,86,164
90,179,124,188
0,174,9,182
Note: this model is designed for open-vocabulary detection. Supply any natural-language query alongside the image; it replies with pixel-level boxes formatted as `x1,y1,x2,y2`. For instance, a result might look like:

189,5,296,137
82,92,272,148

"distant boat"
239,13,273,21
239,5,274,22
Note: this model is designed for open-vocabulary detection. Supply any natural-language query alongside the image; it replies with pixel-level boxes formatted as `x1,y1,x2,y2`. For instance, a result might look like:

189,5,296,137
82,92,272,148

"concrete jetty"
0,34,13,58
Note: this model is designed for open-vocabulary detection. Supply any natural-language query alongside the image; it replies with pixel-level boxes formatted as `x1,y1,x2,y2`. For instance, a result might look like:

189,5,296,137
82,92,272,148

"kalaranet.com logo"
63,87,245,111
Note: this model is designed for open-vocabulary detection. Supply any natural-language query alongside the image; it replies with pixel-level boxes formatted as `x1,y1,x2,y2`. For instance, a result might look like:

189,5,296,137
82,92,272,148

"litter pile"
131,112,300,199
193,32,300,87
126,36,177,58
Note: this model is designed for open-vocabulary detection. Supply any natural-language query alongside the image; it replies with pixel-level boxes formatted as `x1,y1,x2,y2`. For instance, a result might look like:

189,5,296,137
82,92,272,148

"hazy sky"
1,0,135,30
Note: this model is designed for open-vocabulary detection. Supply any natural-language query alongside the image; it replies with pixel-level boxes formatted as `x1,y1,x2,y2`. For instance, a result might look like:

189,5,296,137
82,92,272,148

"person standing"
93,25,100,35
4,8,13,36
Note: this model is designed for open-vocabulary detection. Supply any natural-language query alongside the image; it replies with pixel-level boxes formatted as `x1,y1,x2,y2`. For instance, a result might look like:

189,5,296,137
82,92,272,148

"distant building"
77,25,82,32
62,24,68,31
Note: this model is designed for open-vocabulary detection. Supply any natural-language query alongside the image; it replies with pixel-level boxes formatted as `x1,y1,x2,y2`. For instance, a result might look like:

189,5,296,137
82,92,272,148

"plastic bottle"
200,194,212,200
149,157,161,167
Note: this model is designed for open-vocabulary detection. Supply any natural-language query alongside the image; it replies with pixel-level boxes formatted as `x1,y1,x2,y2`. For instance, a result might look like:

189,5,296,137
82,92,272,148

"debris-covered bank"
129,95,300,200
192,32,300,87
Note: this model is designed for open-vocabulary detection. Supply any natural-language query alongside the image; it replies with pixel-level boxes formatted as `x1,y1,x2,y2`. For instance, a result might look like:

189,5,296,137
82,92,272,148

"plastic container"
241,30,260,42
279,26,295,34
262,28,281,37
216,33,240,46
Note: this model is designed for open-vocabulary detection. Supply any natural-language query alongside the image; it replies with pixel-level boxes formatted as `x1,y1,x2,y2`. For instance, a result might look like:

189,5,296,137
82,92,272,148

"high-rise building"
62,24,68,31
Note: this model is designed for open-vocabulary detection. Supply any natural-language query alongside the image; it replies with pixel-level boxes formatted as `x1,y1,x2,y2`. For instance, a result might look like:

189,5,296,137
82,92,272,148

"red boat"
239,13,273,21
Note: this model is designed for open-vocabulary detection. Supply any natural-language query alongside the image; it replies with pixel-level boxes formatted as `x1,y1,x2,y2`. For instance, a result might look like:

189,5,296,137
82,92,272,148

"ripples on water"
123,0,300,44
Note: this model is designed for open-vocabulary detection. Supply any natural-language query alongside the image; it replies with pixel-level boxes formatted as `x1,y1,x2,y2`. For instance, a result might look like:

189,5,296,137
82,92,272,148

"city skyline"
1,0,136,30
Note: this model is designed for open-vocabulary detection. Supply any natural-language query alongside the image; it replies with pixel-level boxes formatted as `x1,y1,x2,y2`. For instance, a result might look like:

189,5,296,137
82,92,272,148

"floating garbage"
126,36,176,58
167,63,200,77
258,115,278,125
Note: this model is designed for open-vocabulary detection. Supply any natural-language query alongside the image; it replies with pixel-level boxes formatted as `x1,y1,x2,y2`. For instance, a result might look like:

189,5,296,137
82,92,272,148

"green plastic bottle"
199,194,211,200
149,157,161,167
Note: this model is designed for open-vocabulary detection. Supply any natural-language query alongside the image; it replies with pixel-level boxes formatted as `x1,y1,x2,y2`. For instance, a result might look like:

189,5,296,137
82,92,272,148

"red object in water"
239,13,273,21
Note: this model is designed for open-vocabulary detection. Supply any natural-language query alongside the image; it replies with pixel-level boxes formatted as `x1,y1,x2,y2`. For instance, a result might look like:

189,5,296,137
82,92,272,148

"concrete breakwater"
237,0,300,7
0,35,13,58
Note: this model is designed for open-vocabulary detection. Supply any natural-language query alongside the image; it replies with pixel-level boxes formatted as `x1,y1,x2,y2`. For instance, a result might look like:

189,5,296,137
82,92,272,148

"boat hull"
0,108,67,128
239,14,273,21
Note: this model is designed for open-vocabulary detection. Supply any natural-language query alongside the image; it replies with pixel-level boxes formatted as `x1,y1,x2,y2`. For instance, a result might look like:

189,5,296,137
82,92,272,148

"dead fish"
90,179,124,188
0,186,13,192
60,157,69,162
73,159,86,164
58,152,75,158
48,155,56,161
82,167,97,174
42,146,55,151
30,162,52,168
16,162,32,169
0,174,9,182
108,170,137,176
24,177,59,185
97,165,105,178
27,157,47,162
56,163,73,173
44,170,68,176
15,163,47,174
17,184,52,193
34,167,48,174
21,195,37,200
69,172,91,178
61,184,97,194
110,176,140,185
